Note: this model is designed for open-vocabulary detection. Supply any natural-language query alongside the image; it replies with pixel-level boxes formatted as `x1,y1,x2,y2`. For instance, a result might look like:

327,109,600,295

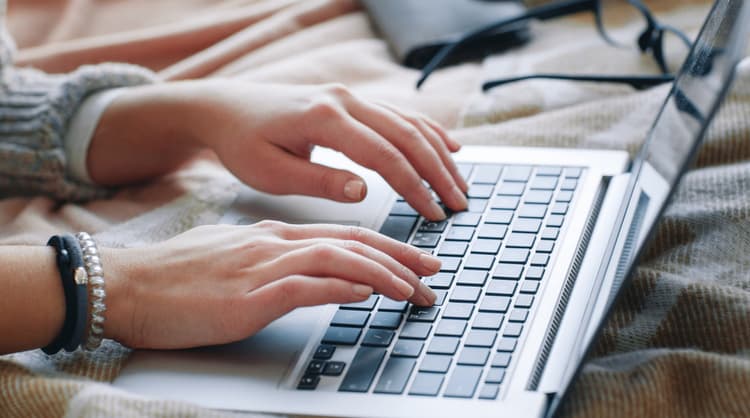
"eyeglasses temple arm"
416,0,598,89
482,74,675,91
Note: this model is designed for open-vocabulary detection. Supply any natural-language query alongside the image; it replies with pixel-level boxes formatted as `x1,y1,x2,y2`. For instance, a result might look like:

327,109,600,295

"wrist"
98,247,137,345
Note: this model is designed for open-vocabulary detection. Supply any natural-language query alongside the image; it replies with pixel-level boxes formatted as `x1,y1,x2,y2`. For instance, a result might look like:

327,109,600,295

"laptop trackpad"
115,306,329,403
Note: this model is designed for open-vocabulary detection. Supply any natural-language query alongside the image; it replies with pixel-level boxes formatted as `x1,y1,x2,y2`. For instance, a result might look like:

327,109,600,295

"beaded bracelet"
76,232,107,351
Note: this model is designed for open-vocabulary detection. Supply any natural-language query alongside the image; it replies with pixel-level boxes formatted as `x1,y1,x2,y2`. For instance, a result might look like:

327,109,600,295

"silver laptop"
114,2,749,417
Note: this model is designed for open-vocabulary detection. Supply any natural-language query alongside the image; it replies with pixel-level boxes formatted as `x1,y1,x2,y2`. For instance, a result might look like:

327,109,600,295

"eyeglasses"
416,0,693,91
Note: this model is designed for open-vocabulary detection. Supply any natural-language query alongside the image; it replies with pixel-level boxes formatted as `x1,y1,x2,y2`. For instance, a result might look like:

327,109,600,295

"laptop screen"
552,0,749,414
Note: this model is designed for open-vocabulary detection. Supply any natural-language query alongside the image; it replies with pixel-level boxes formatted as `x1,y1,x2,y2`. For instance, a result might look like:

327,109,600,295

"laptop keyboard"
297,163,582,400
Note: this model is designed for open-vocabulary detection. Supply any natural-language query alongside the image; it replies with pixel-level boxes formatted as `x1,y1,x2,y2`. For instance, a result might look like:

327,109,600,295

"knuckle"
276,277,302,311
345,225,370,243
325,82,351,99
306,98,341,121
311,243,339,260
340,239,366,255
373,142,404,169
317,169,339,198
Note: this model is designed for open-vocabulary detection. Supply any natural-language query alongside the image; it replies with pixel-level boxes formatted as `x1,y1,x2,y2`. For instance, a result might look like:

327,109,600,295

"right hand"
101,221,440,350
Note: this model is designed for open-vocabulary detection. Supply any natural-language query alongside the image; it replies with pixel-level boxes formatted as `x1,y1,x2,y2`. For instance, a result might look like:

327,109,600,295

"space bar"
338,347,386,393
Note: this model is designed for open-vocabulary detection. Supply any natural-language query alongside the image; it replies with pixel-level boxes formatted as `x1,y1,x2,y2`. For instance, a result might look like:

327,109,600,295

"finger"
306,110,446,221
242,276,374,335
424,117,462,152
284,237,436,306
378,103,468,194
256,244,417,302
262,147,368,202
347,100,467,212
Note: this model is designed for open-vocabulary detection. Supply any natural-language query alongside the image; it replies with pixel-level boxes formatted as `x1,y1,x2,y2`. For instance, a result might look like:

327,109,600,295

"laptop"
114,1,749,417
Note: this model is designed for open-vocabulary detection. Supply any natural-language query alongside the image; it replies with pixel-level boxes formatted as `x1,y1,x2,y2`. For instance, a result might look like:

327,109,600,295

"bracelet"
76,232,107,351
43,234,88,354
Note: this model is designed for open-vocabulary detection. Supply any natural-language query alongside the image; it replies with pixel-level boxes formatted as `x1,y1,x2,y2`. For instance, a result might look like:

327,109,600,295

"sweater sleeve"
0,63,157,201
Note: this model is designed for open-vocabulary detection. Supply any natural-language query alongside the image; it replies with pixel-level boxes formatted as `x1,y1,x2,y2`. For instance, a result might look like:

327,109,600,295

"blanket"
1,0,749,417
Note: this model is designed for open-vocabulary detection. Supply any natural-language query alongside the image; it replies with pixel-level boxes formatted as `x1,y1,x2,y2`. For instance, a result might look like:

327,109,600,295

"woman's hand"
88,80,468,221
101,221,440,350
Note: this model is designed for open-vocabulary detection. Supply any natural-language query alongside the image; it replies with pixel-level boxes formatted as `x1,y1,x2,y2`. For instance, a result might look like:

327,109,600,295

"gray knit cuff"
0,63,158,201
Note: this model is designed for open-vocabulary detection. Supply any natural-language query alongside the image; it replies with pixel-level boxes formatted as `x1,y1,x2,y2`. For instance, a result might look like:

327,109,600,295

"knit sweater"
0,3,157,201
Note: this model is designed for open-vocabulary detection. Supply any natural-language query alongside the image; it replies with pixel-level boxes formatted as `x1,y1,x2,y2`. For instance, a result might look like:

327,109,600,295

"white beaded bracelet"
76,232,107,351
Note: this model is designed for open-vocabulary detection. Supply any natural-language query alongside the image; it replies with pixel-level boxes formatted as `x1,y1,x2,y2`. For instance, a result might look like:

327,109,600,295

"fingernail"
352,284,374,298
419,282,437,306
344,179,366,201
429,201,447,220
419,253,442,272
454,186,468,209
392,276,415,299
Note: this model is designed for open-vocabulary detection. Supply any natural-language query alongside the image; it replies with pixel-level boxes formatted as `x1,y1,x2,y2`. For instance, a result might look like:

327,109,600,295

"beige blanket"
2,0,749,417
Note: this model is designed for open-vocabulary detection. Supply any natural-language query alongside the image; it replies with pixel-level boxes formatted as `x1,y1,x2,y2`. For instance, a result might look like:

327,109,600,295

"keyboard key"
427,336,460,355
438,257,462,273
379,298,408,312
433,290,448,306
530,253,550,266
485,210,513,224
411,232,441,248
444,366,483,398
478,384,500,400
458,347,490,366
438,242,468,257
471,239,502,255
556,191,574,202
515,294,535,308
468,184,494,199
551,202,569,215
468,199,489,212
491,352,512,368
536,166,562,176
513,218,542,233
546,214,565,228
331,310,370,327
506,232,536,248
563,167,582,178
420,355,452,373
503,166,532,182
496,337,518,352
491,196,520,210
509,309,529,323
529,176,558,190
298,375,320,390
392,340,424,358
323,361,346,376
342,295,379,311
526,266,545,280
400,322,432,340
313,344,336,360
472,165,503,184
525,190,553,204
370,312,403,329
498,248,530,264
446,226,475,241
374,357,416,394
457,163,474,181
307,360,325,375
362,329,395,347
472,313,504,330
322,326,361,345
408,306,440,322
435,319,467,337
464,254,495,270
560,178,578,190
391,201,419,216
339,347,387,392
486,368,506,384
450,286,482,303
380,215,417,242
480,296,511,313
541,228,560,240
423,273,454,289
503,323,524,337
493,263,524,280
496,182,525,196
478,224,508,240
518,204,548,219
457,270,488,287
442,303,474,320
536,240,555,253
419,219,449,233
520,281,539,294
409,372,444,396
452,212,482,227
464,330,497,348
487,280,517,296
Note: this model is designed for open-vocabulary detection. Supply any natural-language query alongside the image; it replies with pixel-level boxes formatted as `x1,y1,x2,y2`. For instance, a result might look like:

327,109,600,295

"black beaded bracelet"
43,234,88,354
